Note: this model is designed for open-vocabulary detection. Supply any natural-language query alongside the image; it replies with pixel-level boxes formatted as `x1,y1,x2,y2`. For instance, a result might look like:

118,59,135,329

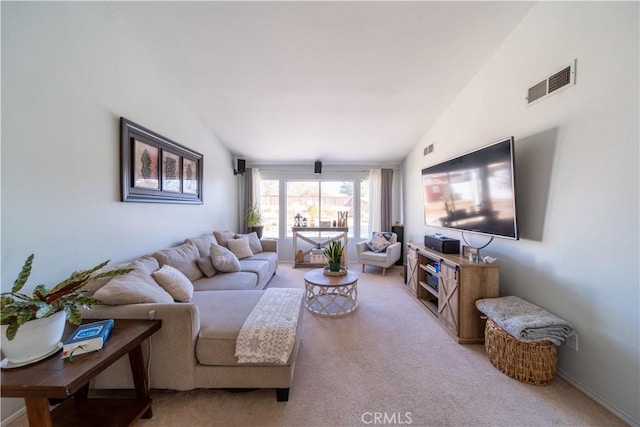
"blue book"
62,319,114,359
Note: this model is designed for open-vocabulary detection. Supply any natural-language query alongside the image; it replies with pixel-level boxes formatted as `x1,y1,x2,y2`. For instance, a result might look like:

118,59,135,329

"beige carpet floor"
7,262,625,426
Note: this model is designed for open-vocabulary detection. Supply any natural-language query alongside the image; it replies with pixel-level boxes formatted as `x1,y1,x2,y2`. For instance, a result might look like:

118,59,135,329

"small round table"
303,269,358,317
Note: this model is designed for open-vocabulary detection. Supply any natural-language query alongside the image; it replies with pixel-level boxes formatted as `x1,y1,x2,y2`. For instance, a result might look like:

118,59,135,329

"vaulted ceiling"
107,1,535,165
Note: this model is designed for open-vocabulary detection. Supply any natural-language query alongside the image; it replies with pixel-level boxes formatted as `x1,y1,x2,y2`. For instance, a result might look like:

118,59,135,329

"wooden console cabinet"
406,242,499,344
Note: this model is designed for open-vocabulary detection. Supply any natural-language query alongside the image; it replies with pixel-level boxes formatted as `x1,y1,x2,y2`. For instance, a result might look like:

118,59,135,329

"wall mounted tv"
422,137,518,240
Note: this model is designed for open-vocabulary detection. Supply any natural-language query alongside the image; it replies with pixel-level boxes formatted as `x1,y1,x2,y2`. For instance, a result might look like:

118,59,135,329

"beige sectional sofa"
80,231,302,402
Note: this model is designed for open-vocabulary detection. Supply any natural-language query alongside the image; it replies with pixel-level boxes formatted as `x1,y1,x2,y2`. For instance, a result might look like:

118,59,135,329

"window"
260,179,279,238
257,167,378,241
285,181,354,237
360,178,369,237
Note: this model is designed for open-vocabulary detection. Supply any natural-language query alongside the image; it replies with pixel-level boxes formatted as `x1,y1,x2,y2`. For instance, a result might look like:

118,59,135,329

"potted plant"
324,240,344,272
246,202,264,238
0,254,131,365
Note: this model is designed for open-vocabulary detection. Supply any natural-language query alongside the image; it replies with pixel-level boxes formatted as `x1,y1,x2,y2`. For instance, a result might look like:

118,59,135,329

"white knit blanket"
235,288,304,364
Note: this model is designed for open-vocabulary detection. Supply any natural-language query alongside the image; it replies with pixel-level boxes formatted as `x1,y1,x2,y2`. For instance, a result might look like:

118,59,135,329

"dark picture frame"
121,117,203,204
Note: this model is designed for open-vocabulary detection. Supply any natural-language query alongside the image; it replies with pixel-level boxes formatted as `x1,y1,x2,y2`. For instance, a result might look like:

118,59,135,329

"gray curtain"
241,168,254,233
381,168,393,232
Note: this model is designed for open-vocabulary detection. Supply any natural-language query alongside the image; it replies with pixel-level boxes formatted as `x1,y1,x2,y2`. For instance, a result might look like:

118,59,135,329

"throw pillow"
152,242,202,282
227,237,254,259
152,265,194,302
196,256,217,278
213,230,236,248
210,243,241,272
184,234,219,258
235,232,263,254
367,233,391,253
94,260,173,305
78,262,129,296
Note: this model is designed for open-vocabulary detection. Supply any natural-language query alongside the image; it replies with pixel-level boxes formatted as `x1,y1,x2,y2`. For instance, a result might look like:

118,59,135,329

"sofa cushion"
94,260,174,305
153,242,203,282
227,237,253,259
238,259,271,287
213,230,236,248
152,264,194,302
245,252,277,273
137,255,160,273
210,243,241,272
185,234,218,258
235,232,263,254
196,256,217,278
359,251,388,262
193,272,258,291
193,290,264,366
80,262,130,296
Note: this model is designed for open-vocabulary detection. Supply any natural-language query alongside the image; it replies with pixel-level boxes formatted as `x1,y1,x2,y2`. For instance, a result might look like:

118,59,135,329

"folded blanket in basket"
235,288,304,364
475,296,574,346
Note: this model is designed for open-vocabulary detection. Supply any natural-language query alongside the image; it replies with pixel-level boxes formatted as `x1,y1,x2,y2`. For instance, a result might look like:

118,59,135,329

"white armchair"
356,232,402,276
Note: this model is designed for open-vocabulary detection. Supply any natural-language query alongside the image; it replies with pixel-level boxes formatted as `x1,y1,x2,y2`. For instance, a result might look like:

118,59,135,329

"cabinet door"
406,248,418,296
438,262,459,336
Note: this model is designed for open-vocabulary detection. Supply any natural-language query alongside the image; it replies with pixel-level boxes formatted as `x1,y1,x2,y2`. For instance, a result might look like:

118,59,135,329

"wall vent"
423,143,434,156
526,59,576,105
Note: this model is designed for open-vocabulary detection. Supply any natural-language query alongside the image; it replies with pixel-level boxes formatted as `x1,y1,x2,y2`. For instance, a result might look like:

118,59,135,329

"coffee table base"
304,275,358,317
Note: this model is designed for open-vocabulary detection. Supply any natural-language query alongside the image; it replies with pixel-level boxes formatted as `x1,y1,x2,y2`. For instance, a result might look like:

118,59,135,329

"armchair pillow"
152,264,194,302
210,243,241,272
367,233,391,253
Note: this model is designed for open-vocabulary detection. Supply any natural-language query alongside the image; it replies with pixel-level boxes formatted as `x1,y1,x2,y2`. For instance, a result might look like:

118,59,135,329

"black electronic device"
421,137,518,240
234,159,246,175
424,234,460,254
314,161,322,174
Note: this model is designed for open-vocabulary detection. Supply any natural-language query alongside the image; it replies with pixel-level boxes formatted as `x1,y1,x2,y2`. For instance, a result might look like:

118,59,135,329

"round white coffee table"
303,269,358,317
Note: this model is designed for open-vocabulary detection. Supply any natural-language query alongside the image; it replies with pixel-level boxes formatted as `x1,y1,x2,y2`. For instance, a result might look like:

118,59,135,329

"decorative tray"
323,268,347,276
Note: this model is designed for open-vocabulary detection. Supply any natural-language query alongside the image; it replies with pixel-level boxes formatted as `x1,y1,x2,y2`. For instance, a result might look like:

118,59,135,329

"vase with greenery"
324,240,344,272
0,254,131,364
246,202,264,238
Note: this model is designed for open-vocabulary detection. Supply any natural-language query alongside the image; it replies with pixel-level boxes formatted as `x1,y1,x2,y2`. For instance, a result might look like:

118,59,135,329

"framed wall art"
121,117,203,204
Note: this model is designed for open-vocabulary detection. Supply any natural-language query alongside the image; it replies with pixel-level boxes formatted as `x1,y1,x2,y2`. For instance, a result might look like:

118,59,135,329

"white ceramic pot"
0,310,66,364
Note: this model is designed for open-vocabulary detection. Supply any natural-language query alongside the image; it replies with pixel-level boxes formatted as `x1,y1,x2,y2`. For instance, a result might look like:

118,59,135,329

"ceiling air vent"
526,59,576,105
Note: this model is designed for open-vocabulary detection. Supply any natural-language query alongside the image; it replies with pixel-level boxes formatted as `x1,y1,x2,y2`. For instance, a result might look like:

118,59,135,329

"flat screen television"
422,137,518,240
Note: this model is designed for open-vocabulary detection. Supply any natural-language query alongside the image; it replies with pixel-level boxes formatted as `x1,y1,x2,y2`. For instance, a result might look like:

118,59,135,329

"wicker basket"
484,318,557,385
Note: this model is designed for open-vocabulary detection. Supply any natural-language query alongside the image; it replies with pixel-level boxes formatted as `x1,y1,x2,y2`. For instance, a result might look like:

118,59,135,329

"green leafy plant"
246,202,263,227
0,254,132,340
323,240,344,265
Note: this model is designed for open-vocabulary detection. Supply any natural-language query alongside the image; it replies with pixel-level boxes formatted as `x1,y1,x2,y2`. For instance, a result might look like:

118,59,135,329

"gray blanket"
475,296,574,346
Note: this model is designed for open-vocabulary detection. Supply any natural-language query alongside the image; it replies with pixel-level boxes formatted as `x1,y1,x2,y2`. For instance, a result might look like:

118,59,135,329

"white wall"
403,2,639,424
1,3,238,422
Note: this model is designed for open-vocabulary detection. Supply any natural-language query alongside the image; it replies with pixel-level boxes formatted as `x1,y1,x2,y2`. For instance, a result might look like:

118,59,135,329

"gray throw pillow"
152,265,194,302
152,242,203,282
210,243,241,272
196,256,217,277
94,260,174,305
213,230,236,248
227,237,254,259
235,232,263,254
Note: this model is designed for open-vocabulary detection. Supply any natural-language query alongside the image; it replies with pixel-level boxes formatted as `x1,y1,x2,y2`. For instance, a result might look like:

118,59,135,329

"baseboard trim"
556,368,638,427
0,406,25,427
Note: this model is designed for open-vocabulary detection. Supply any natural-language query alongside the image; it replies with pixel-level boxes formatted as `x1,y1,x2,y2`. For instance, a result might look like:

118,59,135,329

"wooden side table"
1,319,161,427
